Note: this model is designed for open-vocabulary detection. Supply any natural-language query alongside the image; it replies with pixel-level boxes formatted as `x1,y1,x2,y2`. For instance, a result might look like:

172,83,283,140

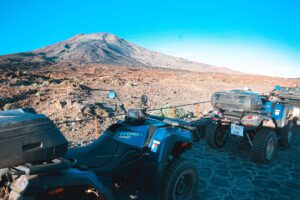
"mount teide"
0,33,238,73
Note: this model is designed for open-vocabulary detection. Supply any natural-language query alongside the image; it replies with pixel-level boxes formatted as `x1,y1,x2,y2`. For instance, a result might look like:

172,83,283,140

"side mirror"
108,90,117,99
141,94,148,106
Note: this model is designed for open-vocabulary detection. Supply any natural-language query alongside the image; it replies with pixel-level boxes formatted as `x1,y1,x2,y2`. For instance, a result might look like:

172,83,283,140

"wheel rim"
173,172,193,199
266,138,275,160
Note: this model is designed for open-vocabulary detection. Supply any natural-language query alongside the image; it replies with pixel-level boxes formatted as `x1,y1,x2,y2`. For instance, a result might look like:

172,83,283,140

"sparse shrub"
150,104,194,119
64,44,71,49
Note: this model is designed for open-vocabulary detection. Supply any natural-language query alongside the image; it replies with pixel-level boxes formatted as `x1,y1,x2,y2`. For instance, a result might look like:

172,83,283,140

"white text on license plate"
231,124,244,136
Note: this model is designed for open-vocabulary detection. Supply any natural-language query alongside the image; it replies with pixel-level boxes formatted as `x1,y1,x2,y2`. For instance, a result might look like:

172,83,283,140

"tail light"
48,188,64,195
214,110,221,115
246,115,258,120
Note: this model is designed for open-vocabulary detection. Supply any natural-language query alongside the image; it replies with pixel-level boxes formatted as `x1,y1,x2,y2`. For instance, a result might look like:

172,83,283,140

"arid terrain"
0,63,299,145
1,32,300,199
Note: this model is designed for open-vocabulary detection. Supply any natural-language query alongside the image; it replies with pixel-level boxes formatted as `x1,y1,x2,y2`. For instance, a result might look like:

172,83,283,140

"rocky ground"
1,63,300,199
1,63,299,145
191,126,300,200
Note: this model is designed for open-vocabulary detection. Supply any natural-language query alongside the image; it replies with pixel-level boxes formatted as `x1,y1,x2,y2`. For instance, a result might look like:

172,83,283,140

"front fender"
143,127,193,199
150,127,192,162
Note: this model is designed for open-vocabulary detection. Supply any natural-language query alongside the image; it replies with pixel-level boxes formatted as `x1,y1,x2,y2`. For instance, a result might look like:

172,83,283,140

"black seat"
65,131,119,169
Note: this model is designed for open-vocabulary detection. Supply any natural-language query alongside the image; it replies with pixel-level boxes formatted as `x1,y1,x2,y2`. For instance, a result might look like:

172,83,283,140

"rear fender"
241,114,275,128
9,168,114,200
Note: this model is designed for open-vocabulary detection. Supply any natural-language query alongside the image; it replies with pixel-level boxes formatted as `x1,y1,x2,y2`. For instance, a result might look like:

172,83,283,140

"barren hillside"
0,33,238,74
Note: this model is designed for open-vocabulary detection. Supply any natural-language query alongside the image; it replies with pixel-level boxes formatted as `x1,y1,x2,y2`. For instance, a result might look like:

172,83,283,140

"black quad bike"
205,89,296,163
0,91,198,200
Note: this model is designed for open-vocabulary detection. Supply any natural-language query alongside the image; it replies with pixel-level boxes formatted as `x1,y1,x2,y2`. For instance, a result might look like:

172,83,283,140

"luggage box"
0,108,68,168
278,87,300,101
211,90,262,111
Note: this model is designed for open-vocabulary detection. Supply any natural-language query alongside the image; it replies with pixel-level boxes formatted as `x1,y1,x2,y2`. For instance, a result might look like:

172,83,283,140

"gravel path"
191,127,300,200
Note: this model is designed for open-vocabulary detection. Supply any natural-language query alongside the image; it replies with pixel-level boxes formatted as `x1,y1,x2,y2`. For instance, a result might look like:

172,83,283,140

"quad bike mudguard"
241,113,275,128
142,126,193,199
8,168,115,200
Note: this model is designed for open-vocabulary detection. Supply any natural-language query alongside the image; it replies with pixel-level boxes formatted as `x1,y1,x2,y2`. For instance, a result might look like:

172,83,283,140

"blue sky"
0,0,299,77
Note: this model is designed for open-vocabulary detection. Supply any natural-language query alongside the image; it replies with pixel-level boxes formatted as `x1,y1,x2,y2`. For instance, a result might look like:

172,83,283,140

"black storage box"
211,90,262,111
0,108,68,168
278,87,300,101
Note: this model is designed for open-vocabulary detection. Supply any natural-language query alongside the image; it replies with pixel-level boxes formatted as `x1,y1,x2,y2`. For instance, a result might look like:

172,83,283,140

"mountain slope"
0,33,238,73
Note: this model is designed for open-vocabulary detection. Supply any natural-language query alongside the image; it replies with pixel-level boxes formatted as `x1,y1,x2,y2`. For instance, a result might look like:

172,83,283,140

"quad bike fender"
9,168,114,200
272,104,294,128
153,128,193,164
143,128,193,199
241,114,275,128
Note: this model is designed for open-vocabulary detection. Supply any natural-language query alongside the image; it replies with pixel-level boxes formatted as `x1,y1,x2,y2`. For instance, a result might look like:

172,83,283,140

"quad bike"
0,91,198,200
273,86,300,126
205,87,296,163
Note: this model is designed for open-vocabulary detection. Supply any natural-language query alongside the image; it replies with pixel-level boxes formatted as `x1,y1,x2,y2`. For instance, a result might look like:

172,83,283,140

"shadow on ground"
188,127,300,200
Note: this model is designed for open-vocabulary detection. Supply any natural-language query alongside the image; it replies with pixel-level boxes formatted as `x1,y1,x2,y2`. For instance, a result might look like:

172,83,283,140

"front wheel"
205,122,228,148
162,158,198,200
278,120,294,147
251,128,277,163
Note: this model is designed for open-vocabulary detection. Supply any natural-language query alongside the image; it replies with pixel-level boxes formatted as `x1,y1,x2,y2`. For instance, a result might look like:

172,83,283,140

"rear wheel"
252,128,277,163
279,120,294,147
162,158,198,200
205,122,228,148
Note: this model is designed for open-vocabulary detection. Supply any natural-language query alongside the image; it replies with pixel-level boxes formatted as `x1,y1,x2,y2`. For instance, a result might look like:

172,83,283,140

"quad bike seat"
65,123,152,176
65,130,120,170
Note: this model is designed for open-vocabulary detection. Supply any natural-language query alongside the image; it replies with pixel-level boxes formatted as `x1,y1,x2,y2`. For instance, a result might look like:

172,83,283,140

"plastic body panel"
272,103,284,120
262,101,273,113
0,108,68,168
66,118,193,199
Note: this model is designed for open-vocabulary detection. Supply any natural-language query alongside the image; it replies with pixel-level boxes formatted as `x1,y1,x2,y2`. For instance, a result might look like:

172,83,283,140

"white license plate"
231,124,244,136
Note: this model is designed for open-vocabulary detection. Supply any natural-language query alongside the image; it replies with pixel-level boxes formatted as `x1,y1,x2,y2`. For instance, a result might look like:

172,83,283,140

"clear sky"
0,0,300,77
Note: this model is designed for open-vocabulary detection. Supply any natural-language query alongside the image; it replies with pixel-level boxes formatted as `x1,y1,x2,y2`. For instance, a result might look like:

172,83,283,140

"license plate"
231,124,244,136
